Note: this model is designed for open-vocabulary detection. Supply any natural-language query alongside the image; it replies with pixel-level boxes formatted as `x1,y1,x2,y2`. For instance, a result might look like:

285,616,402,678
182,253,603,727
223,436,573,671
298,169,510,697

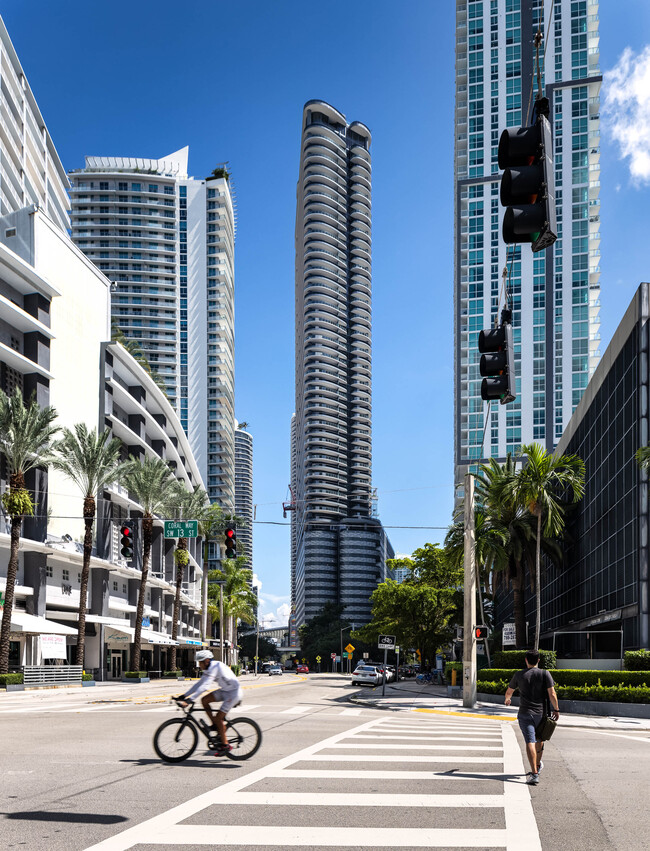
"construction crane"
282,485,296,519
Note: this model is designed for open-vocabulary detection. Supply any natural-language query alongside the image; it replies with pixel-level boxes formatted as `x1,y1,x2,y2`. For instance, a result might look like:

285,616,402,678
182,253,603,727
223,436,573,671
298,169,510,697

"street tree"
121,456,178,672
167,483,209,670
511,443,585,650
51,425,130,666
209,556,256,664
0,389,58,674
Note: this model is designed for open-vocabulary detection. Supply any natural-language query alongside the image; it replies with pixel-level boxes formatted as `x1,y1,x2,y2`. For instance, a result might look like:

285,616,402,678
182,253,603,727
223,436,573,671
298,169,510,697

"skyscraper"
234,424,253,572
453,0,601,482
291,100,392,628
68,153,236,551
0,17,69,233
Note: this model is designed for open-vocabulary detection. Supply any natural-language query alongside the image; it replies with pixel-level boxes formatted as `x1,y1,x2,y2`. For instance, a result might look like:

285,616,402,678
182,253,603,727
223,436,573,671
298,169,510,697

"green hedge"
0,673,23,686
492,650,557,669
624,650,650,671
478,668,650,687
124,671,147,678
477,677,650,703
230,664,241,676
163,670,183,678
82,672,93,681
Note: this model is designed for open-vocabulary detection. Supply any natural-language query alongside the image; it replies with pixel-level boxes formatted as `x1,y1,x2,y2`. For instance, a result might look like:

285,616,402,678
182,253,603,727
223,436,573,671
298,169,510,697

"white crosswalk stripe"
83,711,542,851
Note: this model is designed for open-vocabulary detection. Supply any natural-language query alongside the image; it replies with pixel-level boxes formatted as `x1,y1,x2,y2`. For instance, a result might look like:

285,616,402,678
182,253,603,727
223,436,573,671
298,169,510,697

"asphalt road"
1,673,649,850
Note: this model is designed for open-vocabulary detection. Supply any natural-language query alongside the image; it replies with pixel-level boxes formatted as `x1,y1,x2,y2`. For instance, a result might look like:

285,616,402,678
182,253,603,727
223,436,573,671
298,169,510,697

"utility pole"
219,583,224,664
463,473,477,708
254,617,260,677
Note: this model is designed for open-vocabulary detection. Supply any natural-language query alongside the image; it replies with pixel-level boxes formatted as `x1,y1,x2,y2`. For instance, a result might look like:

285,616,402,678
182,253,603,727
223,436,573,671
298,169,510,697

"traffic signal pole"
463,473,477,708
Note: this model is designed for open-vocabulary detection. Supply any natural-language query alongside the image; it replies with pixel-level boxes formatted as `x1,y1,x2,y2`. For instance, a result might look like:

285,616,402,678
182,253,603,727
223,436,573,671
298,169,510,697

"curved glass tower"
292,100,392,629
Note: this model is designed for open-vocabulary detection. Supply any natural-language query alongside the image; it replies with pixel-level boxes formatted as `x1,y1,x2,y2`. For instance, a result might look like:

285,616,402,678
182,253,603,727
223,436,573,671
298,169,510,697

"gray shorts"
518,711,543,744
205,686,242,714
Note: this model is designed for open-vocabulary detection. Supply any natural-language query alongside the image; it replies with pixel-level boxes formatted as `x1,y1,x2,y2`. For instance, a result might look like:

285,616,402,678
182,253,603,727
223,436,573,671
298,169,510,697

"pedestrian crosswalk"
84,711,541,850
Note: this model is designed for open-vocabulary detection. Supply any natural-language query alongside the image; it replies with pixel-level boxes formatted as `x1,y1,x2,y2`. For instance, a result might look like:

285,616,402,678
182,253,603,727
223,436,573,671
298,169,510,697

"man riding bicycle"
177,649,242,756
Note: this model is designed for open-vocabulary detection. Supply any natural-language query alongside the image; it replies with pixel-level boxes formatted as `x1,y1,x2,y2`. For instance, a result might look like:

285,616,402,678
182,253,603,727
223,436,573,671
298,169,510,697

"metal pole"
219,583,224,663
202,539,209,642
620,629,624,672
381,646,388,696
254,619,259,677
463,473,477,708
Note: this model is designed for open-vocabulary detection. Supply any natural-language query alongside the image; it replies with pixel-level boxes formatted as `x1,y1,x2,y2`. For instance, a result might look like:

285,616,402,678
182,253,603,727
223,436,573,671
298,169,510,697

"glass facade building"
495,283,650,653
454,0,602,484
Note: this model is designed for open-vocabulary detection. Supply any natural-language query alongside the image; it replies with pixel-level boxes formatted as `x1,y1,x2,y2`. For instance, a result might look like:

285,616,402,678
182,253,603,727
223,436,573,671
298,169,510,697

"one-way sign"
378,634,396,650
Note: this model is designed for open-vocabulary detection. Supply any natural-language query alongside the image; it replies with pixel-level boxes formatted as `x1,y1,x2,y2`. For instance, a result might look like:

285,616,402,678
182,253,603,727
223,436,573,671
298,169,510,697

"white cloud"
252,573,262,592
277,603,291,620
603,45,650,184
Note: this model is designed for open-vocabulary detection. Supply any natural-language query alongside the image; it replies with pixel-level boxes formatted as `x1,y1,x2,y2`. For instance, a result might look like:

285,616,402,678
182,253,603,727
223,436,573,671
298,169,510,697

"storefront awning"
10,611,77,636
104,624,178,646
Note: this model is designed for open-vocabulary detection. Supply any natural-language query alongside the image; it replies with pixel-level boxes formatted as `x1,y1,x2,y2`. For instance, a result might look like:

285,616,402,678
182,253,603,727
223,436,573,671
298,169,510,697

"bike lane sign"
378,634,396,650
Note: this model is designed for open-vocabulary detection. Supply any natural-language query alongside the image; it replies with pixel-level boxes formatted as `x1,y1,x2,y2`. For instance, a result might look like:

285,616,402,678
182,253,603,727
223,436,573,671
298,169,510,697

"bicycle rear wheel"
225,716,262,760
153,718,198,763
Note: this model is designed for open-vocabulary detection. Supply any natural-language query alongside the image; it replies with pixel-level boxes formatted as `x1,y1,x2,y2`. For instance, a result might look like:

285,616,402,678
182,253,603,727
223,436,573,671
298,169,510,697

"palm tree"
121,456,178,672
51,425,130,667
635,446,650,473
512,443,585,650
167,484,209,671
0,389,58,673
210,556,256,664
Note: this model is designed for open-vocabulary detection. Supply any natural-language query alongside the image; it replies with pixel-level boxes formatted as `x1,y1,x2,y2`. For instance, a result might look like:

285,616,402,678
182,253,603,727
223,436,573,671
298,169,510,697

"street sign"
344,643,355,653
502,623,516,645
164,520,198,538
316,656,321,663
343,652,349,659
378,634,396,650
395,645,400,653
331,652,336,659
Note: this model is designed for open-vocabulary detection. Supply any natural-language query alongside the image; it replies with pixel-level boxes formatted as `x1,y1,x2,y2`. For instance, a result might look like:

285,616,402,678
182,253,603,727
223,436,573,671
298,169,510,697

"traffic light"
120,523,134,560
474,625,490,641
498,101,556,253
479,311,516,404
224,526,236,558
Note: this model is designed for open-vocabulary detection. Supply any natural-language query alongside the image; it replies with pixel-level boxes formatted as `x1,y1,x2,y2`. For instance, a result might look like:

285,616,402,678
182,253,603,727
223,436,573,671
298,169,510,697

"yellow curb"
413,707,516,722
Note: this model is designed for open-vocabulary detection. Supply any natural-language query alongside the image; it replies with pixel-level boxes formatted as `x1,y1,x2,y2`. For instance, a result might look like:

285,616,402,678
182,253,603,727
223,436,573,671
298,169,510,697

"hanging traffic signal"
224,526,237,558
479,311,516,404
498,100,556,253
120,523,134,560
474,625,489,640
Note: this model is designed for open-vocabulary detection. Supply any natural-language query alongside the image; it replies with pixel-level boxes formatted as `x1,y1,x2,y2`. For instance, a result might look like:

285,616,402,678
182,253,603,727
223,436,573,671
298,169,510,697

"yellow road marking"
413,707,516,722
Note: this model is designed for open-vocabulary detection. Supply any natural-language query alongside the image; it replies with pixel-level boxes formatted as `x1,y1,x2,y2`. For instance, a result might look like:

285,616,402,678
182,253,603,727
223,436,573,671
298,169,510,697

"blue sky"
3,1,650,625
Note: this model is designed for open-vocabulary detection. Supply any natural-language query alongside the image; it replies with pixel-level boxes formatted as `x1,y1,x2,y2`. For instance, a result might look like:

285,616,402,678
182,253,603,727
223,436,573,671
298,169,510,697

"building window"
113,581,118,591
46,565,53,578
62,569,70,581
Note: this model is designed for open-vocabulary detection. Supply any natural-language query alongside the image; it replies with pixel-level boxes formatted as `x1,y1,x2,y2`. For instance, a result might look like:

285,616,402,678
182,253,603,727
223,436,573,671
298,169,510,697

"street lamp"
340,623,355,675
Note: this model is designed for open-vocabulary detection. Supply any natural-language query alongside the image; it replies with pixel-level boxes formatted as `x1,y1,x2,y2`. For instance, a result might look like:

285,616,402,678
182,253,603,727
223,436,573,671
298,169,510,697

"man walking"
504,649,560,785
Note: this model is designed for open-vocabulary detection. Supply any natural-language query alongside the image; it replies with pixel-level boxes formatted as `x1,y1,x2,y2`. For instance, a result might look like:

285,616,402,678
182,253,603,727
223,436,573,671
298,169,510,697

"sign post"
378,635,395,697
164,520,198,539
330,651,336,672
463,473,477,708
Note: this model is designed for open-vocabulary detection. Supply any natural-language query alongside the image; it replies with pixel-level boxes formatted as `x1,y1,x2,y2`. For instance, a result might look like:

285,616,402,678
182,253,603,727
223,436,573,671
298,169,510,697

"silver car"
268,665,282,676
351,665,381,686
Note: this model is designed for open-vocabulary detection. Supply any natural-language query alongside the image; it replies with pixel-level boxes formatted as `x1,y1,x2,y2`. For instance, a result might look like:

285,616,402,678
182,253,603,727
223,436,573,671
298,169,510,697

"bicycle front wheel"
225,717,262,760
153,718,198,763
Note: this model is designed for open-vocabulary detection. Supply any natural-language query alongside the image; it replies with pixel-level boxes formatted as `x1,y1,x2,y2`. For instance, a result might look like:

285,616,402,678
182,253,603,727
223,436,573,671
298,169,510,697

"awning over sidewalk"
104,624,178,646
10,611,77,636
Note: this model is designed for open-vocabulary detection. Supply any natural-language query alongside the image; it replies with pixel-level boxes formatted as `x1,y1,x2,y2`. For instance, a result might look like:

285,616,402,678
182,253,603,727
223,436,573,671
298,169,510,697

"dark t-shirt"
509,667,554,715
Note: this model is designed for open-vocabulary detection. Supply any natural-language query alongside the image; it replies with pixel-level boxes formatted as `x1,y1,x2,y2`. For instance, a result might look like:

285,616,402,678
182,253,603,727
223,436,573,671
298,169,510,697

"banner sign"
40,634,67,660
502,623,516,646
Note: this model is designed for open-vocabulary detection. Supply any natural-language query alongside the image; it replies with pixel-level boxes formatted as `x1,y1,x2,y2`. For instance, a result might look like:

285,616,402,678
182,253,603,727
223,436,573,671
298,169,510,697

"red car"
296,664,309,674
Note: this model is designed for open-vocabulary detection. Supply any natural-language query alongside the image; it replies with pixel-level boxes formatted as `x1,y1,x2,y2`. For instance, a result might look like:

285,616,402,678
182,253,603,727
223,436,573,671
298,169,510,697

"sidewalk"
348,679,650,730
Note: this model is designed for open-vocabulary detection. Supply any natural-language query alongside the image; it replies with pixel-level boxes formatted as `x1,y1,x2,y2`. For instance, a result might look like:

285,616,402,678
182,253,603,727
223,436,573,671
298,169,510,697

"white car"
268,665,282,676
351,665,381,687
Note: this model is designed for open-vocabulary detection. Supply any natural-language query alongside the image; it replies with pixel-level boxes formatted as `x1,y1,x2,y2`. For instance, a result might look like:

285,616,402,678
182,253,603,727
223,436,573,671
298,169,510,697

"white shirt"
183,659,240,700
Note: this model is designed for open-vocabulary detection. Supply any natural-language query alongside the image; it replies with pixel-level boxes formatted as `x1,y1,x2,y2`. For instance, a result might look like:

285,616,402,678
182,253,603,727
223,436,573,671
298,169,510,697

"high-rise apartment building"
454,0,601,482
68,153,236,546
234,425,253,572
291,100,392,629
0,18,69,233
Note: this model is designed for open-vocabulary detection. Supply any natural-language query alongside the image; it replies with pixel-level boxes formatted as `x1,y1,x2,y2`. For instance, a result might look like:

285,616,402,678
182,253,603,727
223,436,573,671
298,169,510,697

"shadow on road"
119,758,241,769
4,810,128,824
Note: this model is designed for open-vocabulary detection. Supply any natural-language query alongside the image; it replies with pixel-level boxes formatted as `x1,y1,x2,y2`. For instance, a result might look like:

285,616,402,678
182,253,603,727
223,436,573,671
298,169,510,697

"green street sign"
164,520,198,538
343,652,349,659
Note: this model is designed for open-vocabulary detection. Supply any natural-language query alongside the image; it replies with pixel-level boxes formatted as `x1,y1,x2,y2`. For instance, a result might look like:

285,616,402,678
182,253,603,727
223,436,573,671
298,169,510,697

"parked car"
386,665,396,682
268,664,282,676
398,665,415,678
351,665,381,687
296,664,309,674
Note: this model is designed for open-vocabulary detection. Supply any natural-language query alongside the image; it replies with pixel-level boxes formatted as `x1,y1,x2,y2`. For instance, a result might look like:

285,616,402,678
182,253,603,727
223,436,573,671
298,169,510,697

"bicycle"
153,697,262,763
